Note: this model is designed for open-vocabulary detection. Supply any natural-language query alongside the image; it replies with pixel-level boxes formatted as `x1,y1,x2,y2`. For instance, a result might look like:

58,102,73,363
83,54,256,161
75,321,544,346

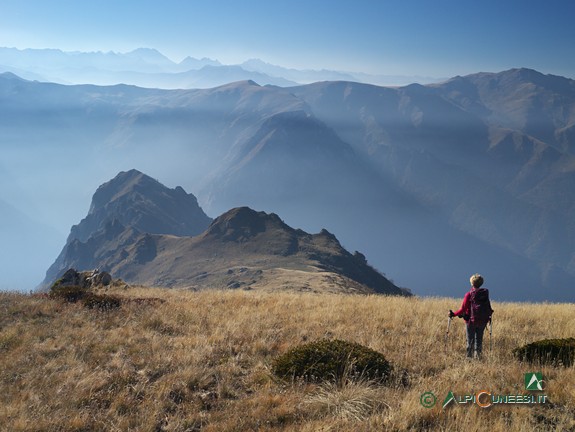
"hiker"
449,274,493,358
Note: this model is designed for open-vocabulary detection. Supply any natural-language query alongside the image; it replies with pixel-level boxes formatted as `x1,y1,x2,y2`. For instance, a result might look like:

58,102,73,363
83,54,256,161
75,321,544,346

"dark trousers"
466,323,487,358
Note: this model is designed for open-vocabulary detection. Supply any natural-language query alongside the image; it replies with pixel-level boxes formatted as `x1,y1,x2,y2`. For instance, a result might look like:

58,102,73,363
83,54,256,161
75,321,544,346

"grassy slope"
0,287,573,432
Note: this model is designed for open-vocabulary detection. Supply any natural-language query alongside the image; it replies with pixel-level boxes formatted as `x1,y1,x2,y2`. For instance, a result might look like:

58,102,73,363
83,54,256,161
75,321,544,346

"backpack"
469,288,491,326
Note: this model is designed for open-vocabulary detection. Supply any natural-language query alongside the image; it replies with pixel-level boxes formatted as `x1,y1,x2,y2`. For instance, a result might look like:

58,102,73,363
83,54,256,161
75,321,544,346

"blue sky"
1,0,574,78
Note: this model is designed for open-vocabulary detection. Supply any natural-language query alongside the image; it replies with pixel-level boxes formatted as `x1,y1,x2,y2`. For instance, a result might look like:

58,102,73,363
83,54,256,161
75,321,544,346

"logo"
420,391,437,408
442,374,548,409
441,390,548,409
442,391,456,408
525,372,544,391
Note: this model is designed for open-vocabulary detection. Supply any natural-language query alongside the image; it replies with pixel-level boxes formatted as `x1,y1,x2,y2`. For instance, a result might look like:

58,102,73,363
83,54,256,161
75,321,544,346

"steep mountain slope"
289,72,575,301
438,69,575,154
43,170,212,287
43,173,408,296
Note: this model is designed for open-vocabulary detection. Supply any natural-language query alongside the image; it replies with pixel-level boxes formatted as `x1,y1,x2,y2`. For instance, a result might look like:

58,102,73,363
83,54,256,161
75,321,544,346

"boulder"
52,268,114,289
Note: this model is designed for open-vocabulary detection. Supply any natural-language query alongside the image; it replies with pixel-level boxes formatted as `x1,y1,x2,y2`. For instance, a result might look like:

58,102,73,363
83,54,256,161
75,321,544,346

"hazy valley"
1,65,575,301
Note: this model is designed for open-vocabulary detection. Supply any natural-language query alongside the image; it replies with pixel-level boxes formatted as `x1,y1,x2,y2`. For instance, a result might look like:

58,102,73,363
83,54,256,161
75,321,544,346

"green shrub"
513,338,575,367
49,285,88,303
82,293,122,311
272,339,391,384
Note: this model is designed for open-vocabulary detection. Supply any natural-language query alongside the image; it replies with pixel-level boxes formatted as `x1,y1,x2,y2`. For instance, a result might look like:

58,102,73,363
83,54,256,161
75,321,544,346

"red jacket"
453,287,493,324
453,291,471,321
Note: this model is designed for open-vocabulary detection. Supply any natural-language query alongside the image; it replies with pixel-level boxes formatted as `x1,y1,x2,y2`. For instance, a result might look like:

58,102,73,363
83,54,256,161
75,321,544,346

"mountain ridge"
43,171,408,296
2,68,574,300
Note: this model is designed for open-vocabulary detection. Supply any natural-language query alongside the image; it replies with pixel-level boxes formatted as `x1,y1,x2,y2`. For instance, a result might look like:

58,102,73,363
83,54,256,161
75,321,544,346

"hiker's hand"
449,310,455,318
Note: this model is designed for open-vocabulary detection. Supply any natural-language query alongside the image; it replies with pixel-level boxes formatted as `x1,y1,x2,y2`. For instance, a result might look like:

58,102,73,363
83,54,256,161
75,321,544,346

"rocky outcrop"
70,169,212,242
52,268,113,290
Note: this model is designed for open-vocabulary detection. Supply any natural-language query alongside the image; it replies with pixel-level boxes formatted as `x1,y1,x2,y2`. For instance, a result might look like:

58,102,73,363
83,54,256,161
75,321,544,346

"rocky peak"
203,207,291,242
89,169,163,213
69,169,212,242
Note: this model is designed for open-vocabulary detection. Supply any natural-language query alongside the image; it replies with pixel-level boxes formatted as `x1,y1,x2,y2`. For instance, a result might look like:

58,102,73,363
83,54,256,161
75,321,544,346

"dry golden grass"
0,287,573,431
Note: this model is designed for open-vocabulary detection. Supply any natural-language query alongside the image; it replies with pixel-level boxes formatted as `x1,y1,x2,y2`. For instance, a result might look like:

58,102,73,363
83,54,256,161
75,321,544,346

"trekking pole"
489,318,493,352
445,315,452,348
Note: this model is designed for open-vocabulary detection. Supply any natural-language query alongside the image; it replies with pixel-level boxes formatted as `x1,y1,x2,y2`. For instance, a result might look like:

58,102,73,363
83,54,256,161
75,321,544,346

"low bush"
49,284,121,311
272,339,391,384
513,338,575,366
49,285,88,303
82,293,122,311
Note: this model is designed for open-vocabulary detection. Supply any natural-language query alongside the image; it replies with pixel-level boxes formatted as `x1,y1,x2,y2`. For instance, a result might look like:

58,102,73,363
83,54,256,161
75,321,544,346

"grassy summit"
0,287,573,431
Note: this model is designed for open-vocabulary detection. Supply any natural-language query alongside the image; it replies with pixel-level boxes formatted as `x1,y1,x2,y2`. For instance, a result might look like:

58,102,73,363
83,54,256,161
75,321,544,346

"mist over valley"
1,64,574,301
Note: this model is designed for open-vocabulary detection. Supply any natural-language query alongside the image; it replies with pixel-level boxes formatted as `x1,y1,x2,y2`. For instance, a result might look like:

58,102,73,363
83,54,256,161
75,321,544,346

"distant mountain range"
0,47,441,88
43,170,407,296
1,67,574,301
